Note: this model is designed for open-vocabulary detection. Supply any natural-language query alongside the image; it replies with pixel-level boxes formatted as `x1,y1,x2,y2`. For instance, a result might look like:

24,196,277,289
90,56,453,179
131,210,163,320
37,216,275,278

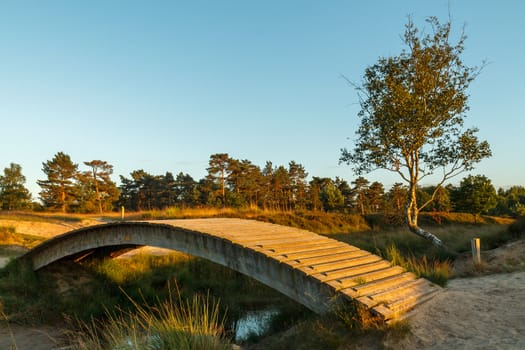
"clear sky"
1,0,524,199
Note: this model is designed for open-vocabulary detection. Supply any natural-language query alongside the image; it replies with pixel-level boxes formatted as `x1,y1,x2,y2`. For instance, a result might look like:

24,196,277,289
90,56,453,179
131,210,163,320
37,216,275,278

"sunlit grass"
93,252,193,284
0,211,85,223
137,206,368,234
67,288,231,350
385,244,451,286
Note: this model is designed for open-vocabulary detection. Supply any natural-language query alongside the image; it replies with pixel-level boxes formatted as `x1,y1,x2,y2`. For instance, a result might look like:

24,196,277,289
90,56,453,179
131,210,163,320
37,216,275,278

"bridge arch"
22,219,338,313
21,218,440,320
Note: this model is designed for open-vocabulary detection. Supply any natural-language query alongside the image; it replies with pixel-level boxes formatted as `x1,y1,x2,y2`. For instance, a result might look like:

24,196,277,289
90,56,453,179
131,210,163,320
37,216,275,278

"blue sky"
1,1,524,199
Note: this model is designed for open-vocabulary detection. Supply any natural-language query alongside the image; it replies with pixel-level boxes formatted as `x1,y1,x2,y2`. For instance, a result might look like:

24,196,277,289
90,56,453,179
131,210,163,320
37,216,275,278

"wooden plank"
230,233,311,244
357,278,430,308
318,260,393,283
276,246,359,262
342,272,417,298
304,254,383,274
372,286,441,320
289,249,369,267
254,238,333,249
255,241,345,256
331,266,405,290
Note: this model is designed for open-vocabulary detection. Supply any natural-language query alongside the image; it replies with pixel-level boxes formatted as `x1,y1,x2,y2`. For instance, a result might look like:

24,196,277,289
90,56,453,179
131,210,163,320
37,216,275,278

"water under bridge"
21,218,441,322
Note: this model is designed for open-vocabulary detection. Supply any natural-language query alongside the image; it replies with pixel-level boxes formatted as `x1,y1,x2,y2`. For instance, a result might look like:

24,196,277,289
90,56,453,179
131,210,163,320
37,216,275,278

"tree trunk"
60,185,66,213
93,170,102,214
406,187,444,247
407,223,444,247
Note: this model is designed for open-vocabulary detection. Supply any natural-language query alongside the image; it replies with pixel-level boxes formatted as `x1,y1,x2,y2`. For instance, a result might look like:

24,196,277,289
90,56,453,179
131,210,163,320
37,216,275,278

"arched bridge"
21,218,440,321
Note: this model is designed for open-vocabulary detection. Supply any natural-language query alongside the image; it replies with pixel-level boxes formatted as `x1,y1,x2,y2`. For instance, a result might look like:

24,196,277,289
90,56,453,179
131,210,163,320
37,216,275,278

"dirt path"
0,218,100,239
0,325,66,350
385,271,525,349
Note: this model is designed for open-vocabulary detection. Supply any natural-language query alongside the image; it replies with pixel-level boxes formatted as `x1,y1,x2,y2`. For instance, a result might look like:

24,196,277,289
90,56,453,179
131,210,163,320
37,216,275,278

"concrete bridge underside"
21,218,440,321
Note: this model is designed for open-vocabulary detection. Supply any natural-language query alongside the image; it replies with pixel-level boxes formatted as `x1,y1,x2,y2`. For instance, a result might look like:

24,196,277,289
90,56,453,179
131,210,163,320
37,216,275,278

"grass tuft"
385,244,451,286
67,286,231,350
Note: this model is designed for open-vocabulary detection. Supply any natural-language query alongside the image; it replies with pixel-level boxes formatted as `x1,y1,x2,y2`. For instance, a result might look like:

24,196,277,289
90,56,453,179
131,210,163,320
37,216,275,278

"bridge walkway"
154,219,441,321
22,218,441,322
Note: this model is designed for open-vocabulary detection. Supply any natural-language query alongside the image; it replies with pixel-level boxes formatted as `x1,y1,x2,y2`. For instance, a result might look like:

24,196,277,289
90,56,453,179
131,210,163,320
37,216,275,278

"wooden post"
121,206,125,221
471,238,481,264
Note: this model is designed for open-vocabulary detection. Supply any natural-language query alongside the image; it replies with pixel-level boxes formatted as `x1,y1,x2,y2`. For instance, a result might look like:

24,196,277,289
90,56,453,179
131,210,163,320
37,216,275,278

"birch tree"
340,17,491,246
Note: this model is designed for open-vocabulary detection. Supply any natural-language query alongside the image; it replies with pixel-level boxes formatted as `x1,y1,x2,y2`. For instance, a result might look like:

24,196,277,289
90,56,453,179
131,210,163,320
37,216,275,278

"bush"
508,216,525,239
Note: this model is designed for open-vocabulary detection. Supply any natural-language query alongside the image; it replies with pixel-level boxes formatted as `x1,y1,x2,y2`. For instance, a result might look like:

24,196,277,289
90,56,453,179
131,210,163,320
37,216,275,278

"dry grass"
66,287,231,350
136,207,368,234
385,244,451,286
0,226,44,249
0,211,85,223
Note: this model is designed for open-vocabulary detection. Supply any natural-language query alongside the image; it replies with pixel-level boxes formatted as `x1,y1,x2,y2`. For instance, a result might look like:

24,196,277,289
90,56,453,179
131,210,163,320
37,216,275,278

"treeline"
0,152,524,217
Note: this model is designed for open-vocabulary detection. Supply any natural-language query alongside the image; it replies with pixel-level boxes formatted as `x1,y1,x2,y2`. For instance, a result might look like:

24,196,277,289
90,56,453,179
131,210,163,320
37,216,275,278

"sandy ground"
1,219,524,349
382,240,525,350
385,271,525,349
0,325,66,350
0,218,100,239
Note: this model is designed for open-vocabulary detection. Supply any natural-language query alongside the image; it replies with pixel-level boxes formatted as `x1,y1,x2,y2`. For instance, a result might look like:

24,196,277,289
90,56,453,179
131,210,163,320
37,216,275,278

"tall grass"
67,289,231,350
385,244,451,286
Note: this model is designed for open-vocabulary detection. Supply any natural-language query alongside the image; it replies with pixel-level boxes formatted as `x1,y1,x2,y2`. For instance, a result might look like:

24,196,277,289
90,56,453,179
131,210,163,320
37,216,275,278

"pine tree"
82,160,119,213
37,152,78,212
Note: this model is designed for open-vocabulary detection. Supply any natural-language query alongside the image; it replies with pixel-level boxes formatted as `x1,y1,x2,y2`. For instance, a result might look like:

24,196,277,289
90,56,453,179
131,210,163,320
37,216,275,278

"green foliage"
0,259,54,323
206,153,231,206
0,163,32,211
319,182,344,212
492,186,525,217
36,153,120,213
508,216,525,239
453,175,497,215
418,186,452,212
37,152,79,213
74,160,120,214
340,16,491,244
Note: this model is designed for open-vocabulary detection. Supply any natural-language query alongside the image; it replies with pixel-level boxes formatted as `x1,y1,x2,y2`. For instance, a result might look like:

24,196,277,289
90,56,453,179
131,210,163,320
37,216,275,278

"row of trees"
1,152,523,217
0,152,121,213
117,155,522,217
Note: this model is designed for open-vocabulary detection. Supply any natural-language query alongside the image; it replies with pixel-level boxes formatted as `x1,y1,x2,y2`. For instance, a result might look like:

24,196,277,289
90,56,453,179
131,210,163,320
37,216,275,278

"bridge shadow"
41,247,309,339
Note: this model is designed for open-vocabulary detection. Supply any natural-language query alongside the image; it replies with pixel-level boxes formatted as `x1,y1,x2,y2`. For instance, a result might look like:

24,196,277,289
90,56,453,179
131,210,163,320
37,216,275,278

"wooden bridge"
21,218,441,322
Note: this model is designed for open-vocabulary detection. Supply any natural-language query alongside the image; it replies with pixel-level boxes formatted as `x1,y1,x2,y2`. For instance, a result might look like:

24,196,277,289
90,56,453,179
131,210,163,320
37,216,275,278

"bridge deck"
22,218,441,322
157,219,441,321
